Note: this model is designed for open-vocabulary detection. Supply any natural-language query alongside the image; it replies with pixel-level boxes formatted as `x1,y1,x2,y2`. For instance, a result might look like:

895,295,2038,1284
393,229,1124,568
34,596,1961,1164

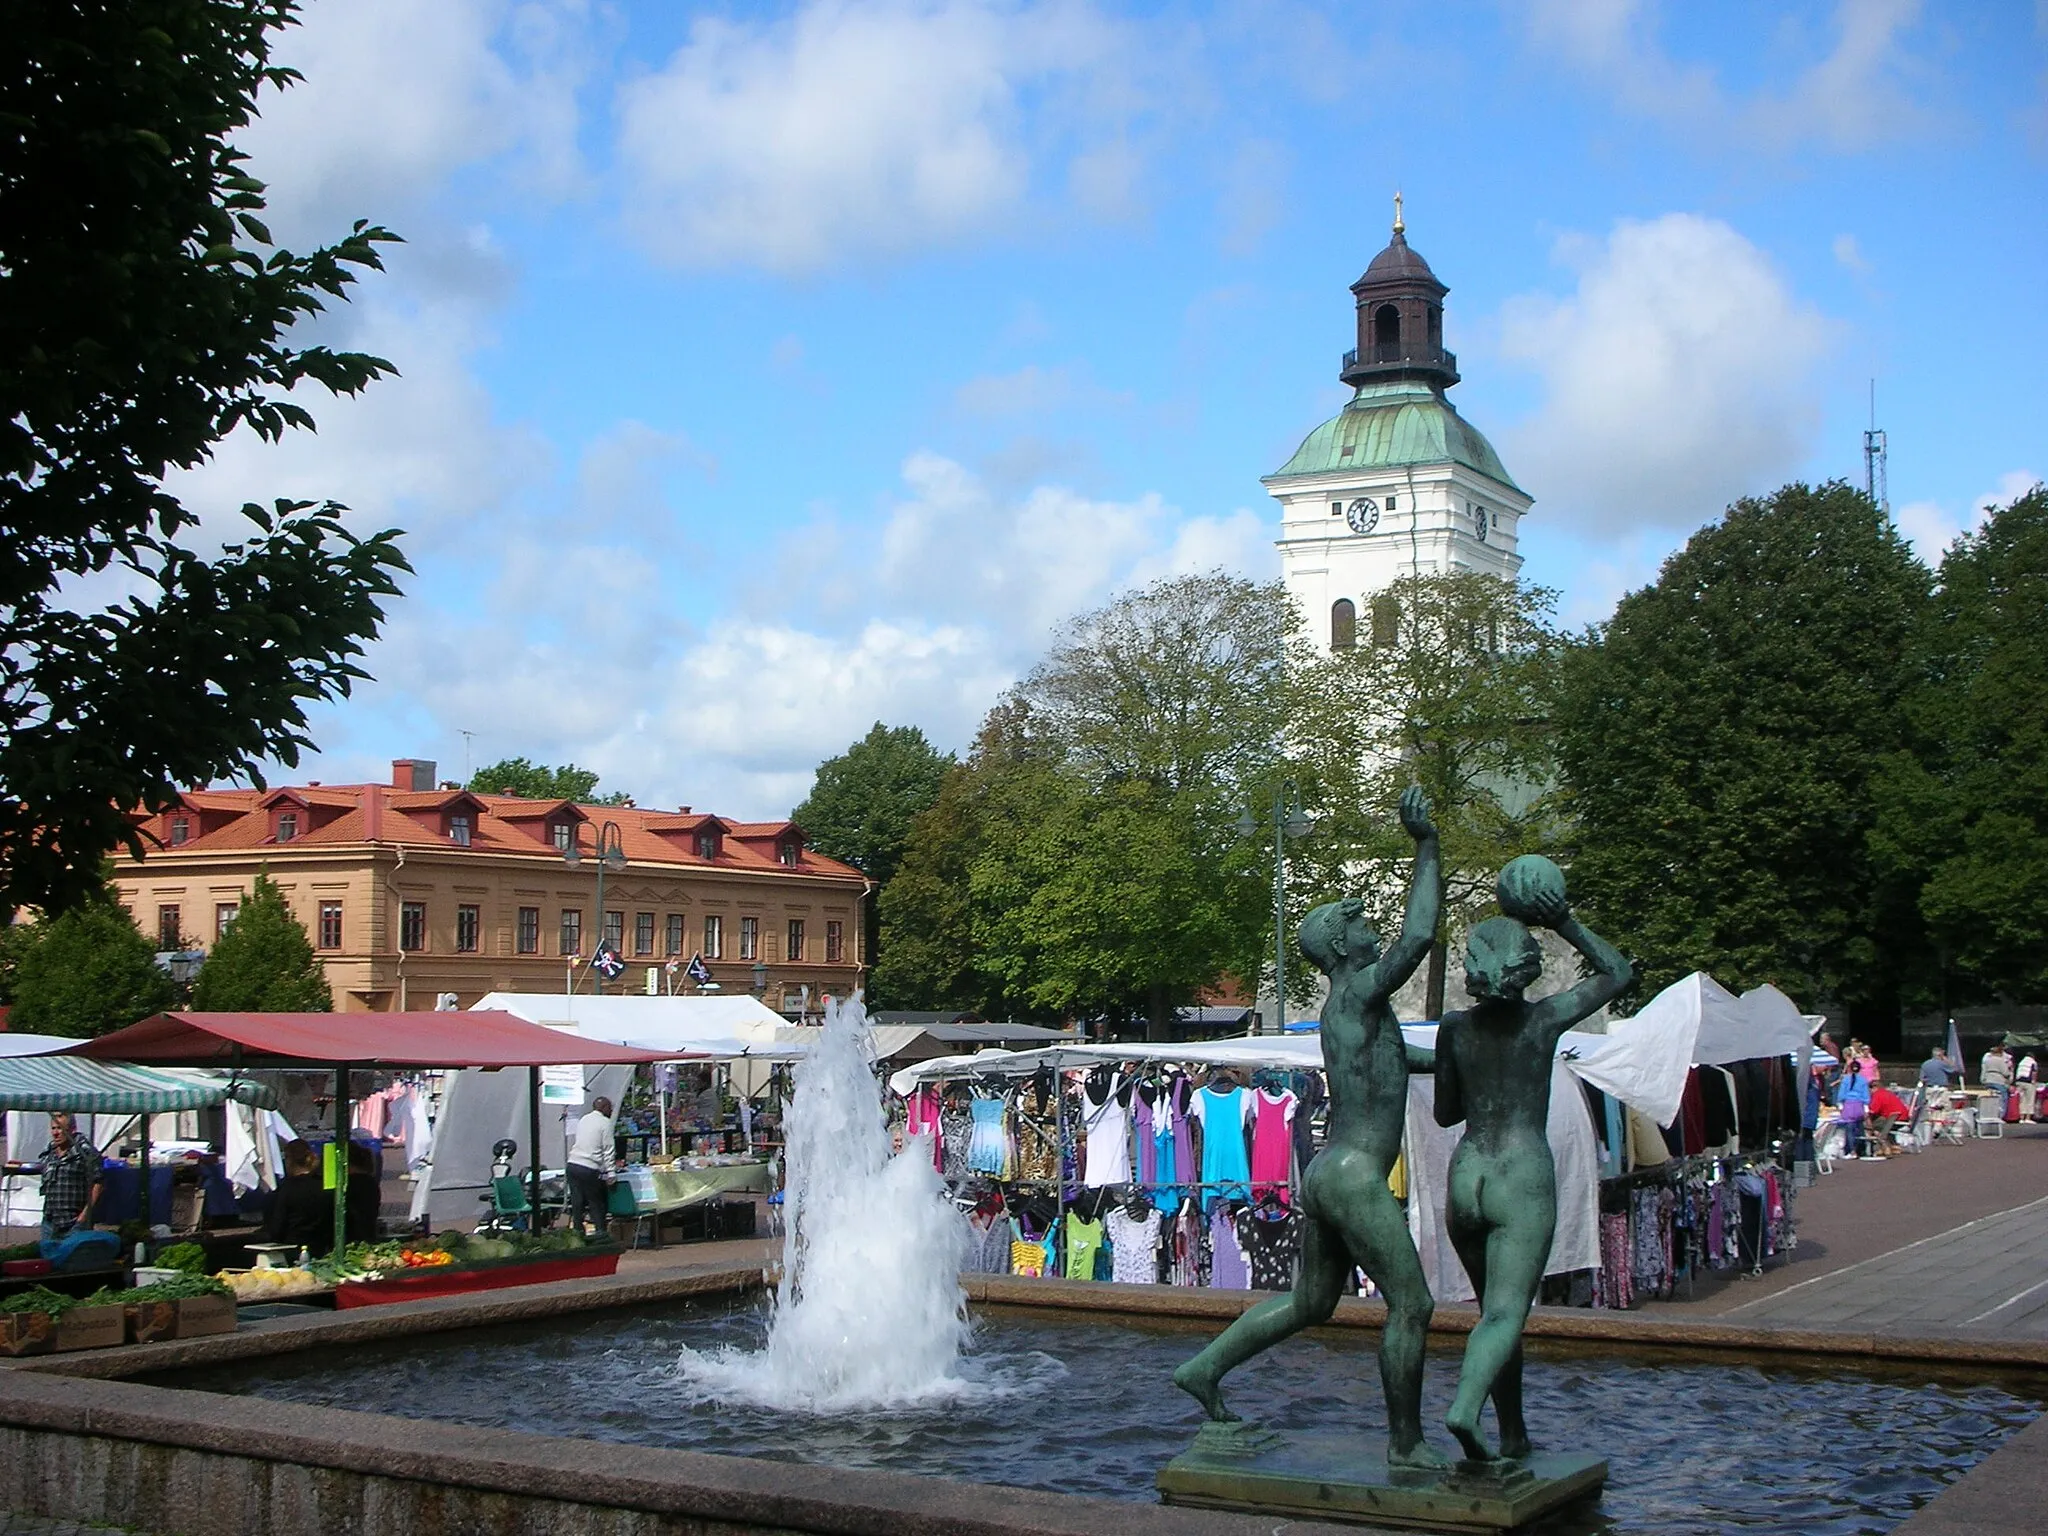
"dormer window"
276,813,298,843
550,820,574,852
449,814,471,847
695,830,721,859
778,838,801,867
170,815,190,847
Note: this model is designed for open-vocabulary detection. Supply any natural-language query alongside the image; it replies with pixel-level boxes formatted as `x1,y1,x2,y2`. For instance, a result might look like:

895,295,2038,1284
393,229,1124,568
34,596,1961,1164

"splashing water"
673,992,972,1411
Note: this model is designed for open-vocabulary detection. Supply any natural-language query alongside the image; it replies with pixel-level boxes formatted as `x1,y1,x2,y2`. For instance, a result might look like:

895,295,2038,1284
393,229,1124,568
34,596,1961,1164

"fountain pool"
166,1294,2040,1536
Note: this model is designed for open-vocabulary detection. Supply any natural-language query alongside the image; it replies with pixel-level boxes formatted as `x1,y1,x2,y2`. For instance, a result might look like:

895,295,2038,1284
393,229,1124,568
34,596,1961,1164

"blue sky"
181,0,2047,816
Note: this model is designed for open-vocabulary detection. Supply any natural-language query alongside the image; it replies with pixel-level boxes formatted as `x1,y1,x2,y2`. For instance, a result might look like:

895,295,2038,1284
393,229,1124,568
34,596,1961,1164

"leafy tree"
466,757,630,805
1289,572,1565,1016
190,872,332,1011
1555,482,1931,1031
792,723,953,988
1871,484,2048,1003
9,898,175,1037
1,0,409,918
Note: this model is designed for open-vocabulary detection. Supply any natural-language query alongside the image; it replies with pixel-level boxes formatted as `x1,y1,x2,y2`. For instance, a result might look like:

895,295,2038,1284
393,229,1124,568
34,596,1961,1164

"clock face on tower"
1345,497,1379,535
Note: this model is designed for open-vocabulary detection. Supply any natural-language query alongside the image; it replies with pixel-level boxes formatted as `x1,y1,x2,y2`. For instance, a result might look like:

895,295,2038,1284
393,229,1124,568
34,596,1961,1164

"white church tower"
1268,199,1530,651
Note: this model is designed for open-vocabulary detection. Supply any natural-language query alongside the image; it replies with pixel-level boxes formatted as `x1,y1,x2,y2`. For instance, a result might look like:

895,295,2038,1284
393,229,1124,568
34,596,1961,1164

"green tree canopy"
792,724,954,883
466,757,630,805
9,897,175,1038
1,0,409,917
190,872,332,1011
1289,572,1566,1015
1555,481,1932,1023
1871,484,2048,1002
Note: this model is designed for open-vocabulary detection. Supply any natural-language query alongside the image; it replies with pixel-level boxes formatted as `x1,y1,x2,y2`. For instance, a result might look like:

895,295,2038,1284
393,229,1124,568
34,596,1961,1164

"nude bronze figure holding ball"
1435,856,1632,1462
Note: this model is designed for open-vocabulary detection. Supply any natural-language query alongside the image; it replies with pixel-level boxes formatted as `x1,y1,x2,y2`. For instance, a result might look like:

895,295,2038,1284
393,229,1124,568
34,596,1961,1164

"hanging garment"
967,1211,1012,1274
1235,1205,1302,1291
1105,1205,1163,1285
1133,1092,1157,1186
1010,1220,1048,1278
1170,1077,1197,1206
223,1102,262,1196
1064,1213,1107,1280
1291,1071,1324,1172
1598,1211,1633,1309
1082,1085,1132,1187
1169,1199,1206,1286
1015,1084,1060,1182
1248,1088,1297,1205
967,1098,1012,1178
940,1104,973,1181
1208,1204,1251,1289
1193,1083,1253,1208
905,1086,945,1173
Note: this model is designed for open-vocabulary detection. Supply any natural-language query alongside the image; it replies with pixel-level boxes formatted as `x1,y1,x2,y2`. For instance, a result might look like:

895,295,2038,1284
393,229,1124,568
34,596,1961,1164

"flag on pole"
685,952,714,986
593,942,626,980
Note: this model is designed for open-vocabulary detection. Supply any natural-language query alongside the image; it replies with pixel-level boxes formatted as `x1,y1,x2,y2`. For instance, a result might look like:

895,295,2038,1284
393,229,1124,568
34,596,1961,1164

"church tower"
1267,199,1529,652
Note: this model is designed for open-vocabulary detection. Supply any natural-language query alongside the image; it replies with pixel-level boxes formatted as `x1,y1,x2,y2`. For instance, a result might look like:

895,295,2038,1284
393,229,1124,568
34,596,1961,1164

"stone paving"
0,1517,149,1536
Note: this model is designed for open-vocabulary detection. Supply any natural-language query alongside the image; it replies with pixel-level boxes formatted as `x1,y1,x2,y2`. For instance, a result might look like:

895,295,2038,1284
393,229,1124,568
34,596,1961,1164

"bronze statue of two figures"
1172,787,1633,1470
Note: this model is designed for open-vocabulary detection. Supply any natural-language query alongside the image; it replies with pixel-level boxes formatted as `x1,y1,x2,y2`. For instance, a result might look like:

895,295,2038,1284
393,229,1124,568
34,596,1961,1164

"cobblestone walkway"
1,1517,151,1536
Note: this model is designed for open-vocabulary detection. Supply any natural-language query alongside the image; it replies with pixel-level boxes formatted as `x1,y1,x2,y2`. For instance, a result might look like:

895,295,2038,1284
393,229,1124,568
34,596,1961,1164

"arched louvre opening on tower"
1372,594,1399,648
1331,598,1357,650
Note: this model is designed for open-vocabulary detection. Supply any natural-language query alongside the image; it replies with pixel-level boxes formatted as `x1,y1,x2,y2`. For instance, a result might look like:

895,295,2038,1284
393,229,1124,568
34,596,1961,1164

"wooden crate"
0,1309,59,1357
125,1293,237,1343
53,1304,126,1352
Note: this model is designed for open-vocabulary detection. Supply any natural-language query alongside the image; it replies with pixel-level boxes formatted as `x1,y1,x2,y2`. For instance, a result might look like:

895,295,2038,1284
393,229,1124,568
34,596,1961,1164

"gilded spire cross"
1393,189,1404,235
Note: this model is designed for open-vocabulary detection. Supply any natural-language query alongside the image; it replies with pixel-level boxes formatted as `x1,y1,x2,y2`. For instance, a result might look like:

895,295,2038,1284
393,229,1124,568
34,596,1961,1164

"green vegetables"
85,1273,232,1306
0,1286,76,1318
0,1241,44,1264
155,1243,210,1275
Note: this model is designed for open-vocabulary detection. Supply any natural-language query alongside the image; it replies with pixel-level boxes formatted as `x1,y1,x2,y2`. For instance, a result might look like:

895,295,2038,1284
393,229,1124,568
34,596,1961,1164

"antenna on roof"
1863,379,1888,515
459,728,476,784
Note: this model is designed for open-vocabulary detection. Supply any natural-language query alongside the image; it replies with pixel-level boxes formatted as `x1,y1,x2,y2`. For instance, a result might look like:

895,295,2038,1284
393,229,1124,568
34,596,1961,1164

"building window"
276,813,298,842
559,909,582,956
551,820,574,852
826,920,844,963
634,911,655,956
778,839,800,867
1330,500,1341,517
787,919,805,962
456,903,480,953
214,902,239,940
665,914,684,956
317,901,343,950
1386,494,1397,511
703,915,723,960
603,910,624,954
1372,593,1400,649
450,815,471,847
170,815,190,847
400,901,427,953
694,830,720,859
157,905,181,950
517,906,540,954
1374,302,1400,349
1331,598,1357,651
739,916,758,961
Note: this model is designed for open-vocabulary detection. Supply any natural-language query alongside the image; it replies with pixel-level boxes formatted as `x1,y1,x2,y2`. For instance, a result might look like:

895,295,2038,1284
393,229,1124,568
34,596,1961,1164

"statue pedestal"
1157,1422,1606,1532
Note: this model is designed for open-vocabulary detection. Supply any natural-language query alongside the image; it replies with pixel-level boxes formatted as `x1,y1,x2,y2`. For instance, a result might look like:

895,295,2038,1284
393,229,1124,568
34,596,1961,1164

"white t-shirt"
567,1110,614,1171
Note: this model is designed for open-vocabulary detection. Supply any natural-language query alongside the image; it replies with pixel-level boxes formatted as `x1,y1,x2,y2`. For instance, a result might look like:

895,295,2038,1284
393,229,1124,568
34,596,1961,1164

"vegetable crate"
126,1293,237,1343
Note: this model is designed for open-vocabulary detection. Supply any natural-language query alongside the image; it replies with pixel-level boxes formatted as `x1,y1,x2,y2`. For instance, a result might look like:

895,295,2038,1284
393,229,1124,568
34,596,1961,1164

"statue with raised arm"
1434,856,1633,1463
1174,785,1447,1471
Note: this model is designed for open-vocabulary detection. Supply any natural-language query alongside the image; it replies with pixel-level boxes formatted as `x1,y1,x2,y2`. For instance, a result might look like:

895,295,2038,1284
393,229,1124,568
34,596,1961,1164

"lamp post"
563,820,626,993
1237,783,1313,1034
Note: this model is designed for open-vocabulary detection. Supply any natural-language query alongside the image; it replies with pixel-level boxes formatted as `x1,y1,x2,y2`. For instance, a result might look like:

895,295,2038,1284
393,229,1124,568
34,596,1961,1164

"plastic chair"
1975,1095,2004,1138
479,1174,532,1234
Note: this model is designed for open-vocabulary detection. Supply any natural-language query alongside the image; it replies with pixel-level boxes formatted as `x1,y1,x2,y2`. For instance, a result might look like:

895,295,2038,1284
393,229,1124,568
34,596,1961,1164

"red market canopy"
72,1011,675,1069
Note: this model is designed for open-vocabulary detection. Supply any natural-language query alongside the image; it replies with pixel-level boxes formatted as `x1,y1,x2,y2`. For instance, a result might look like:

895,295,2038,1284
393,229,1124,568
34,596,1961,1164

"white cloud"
613,0,1139,272
1832,232,1870,274
1497,214,1832,534
1894,470,2044,562
1518,0,1934,152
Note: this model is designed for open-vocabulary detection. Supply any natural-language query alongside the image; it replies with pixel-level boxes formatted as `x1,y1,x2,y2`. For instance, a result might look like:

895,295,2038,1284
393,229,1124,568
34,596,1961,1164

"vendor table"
618,1161,771,1248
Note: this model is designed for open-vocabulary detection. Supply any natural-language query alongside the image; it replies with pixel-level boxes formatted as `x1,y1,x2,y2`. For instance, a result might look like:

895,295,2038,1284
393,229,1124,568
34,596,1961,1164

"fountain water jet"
673,992,972,1411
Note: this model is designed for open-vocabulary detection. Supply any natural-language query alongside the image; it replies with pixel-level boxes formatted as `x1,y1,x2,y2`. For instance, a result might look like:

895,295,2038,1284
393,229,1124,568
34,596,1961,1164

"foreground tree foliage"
1291,572,1565,1015
791,723,953,991
466,758,630,805
1871,485,2048,1004
0,0,408,916
8,894,175,1037
1556,482,1931,1025
190,872,332,1011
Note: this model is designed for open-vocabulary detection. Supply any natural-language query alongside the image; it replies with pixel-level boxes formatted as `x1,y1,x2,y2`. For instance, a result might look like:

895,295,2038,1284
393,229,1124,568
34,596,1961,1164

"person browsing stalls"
565,1096,616,1239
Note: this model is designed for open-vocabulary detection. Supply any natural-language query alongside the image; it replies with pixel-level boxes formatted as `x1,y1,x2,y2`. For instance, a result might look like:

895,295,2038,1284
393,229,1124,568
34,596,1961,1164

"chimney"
390,758,436,792
363,783,384,842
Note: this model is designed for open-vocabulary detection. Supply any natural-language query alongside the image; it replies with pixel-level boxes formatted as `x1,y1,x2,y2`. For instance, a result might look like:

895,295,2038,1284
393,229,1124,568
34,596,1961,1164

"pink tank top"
1250,1088,1296,1205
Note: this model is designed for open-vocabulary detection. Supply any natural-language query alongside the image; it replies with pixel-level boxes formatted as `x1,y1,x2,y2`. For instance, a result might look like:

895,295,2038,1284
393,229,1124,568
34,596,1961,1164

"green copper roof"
1268,380,1522,493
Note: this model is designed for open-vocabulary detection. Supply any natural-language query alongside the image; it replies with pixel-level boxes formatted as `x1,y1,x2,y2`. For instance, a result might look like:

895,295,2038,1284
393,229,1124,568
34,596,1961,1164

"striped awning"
0,1056,278,1113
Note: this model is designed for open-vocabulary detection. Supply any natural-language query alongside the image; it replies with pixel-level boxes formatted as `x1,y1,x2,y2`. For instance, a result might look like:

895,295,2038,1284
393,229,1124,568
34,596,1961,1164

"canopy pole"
333,1063,352,1258
137,1112,152,1246
528,1066,543,1233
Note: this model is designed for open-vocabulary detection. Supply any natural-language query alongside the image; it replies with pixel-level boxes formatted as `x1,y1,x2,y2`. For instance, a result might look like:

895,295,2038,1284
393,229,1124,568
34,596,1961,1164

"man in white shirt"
565,1096,615,1239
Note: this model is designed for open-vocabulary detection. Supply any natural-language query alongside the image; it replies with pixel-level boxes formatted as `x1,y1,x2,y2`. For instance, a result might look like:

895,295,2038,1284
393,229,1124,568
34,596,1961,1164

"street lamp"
1236,783,1313,1033
564,820,626,993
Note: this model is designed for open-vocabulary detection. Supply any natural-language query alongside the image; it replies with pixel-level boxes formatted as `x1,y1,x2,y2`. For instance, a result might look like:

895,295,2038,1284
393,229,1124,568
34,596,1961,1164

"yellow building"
112,759,867,1014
